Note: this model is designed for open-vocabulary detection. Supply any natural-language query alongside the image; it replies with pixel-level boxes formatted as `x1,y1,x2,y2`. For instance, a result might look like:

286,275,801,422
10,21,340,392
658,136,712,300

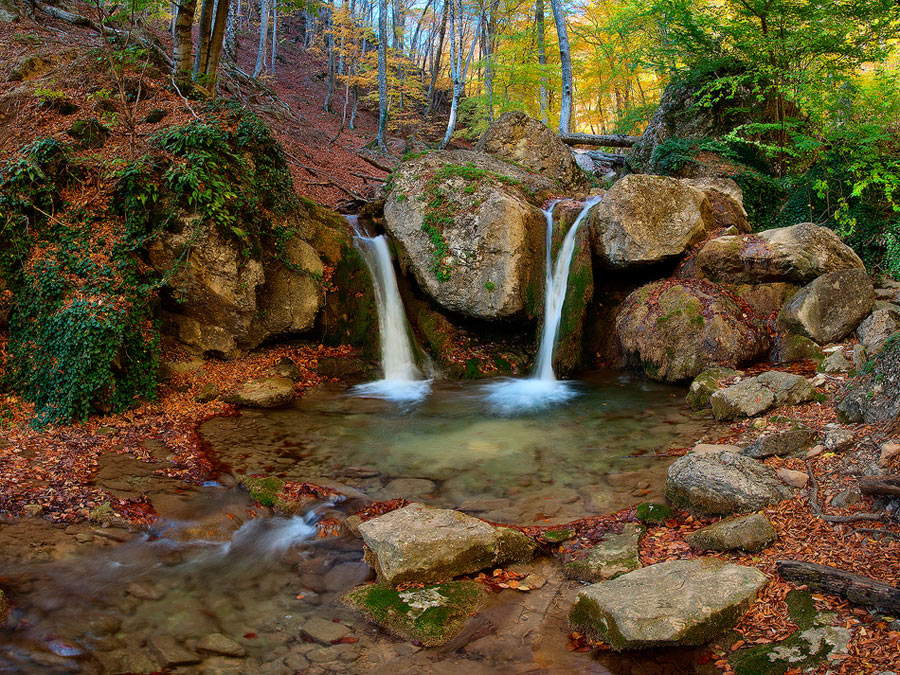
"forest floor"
1,6,900,674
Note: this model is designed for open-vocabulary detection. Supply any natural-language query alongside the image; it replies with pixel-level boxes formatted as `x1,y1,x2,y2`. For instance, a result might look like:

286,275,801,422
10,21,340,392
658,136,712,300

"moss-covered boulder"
358,503,536,585
772,332,825,364
343,581,488,647
569,558,767,650
616,281,770,382
686,366,740,410
383,149,553,321
635,502,673,525
563,523,643,582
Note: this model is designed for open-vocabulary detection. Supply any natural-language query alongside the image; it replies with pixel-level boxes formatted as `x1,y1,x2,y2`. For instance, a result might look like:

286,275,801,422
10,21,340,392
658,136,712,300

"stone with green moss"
358,503,536,585
635,502,673,525
343,581,488,647
686,367,740,411
569,558,767,650
236,474,315,514
774,333,825,364
542,528,575,544
563,523,643,582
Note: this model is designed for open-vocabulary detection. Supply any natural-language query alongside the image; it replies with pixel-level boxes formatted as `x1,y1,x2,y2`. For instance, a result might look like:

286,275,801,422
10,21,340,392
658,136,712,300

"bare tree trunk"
225,0,237,61
174,0,197,88
194,0,214,77
253,0,269,77
535,0,549,124
324,1,336,111
204,0,231,89
376,0,388,151
549,0,572,134
439,0,481,149
270,0,277,74
426,0,448,115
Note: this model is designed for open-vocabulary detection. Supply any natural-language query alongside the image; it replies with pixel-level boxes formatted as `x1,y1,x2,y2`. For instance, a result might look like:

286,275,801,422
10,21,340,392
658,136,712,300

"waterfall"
484,196,602,413
348,217,431,403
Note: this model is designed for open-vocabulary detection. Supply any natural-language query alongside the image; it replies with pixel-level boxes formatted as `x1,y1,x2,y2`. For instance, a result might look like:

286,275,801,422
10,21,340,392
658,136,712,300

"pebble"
880,442,900,467
777,467,809,488
196,633,247,657
806,445,825,459
301,617,351,644
23,504,43,517
74,533,93,544
125,582,165,600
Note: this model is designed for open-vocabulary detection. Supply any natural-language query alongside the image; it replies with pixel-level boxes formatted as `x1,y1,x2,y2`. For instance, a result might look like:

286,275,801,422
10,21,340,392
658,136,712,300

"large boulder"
695,223,865,285
685,514,777,553
778,269,875,344
837,334,900,424
383,150,553,320
856,306,900,355
666,450,793,515
569,558,767,650
149,215,328,358
589,175,717,268
680,178,749,232
616,281,770,382
474,111,590,192
357,503,535,585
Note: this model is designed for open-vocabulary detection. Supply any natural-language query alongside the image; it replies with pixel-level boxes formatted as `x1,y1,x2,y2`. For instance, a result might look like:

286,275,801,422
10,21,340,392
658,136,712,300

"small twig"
852,527,900,542
171,77,200,121
806,461,886,523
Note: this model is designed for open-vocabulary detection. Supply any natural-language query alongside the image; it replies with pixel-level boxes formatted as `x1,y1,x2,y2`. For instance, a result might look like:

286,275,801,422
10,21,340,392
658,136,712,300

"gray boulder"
616,281,770,382
742,429,817,459
822,350,852,373
856,307,900,354
569,558,767,649
711,371,815,420
838,335,900,424
357,503,535,585
666,450,792,515
475,111,590,192
778,269,875,344
589,175,717,267
695,223,865,285
383,149,552,320
563,524,643,583
685,513,778,553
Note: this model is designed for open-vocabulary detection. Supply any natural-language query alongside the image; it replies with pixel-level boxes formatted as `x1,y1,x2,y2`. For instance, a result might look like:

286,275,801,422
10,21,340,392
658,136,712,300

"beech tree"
549,0,573,133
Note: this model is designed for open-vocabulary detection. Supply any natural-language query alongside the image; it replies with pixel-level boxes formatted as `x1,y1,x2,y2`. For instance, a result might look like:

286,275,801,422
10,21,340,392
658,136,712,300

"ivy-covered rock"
343,581,488,647
569,558,767,650
616,281,770,382
383,149,553,320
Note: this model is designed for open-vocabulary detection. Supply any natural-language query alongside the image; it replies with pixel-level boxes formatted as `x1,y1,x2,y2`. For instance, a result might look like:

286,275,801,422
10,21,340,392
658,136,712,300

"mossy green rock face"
358,503,536,585
563,524,643,582
616,281,770,383
236,475,316,514
635,502,673,525
685,513,777,553
666,450,792,516
773,333,824,363
568,558,767,650
686,367,740,411
343,581,488,647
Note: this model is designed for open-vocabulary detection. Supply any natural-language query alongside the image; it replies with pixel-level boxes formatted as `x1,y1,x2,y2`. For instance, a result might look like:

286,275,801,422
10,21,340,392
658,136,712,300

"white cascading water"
485,196,603,413
348,216,431,403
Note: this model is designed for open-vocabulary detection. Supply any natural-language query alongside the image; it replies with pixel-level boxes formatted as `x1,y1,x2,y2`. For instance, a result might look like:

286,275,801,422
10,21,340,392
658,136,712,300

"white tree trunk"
253,0,269,77
549,0,572,133
376,0,389,150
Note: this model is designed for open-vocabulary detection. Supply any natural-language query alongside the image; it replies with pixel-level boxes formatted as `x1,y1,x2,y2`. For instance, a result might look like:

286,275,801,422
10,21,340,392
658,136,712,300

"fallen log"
559,132,641,148
859,475,900,498
776,560,900,612
584,150,626,166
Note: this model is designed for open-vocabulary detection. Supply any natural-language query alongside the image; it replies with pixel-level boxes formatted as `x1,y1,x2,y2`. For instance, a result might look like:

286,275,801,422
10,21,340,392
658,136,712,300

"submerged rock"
616,281,770,382
666,450,792,515
695,223,865,285
343,580,487,647
563,523,643,582
358,503,535,585
778,269,875,344
589,175,717,268
475,111,590,192
226,377,295,408
685,513,777,553
196,633,247,657
569,558,767,649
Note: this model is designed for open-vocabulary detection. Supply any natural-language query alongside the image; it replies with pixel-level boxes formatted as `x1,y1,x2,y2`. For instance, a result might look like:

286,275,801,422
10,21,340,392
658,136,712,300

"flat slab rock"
666,450,792,515
357,503,536,585
569,557,768,650
711,371,815,421
563,523,644,582
226,377,295,408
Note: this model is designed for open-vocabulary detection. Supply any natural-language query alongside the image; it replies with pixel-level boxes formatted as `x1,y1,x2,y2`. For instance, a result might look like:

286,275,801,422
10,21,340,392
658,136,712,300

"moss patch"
343,581,488,646
635,502,673,525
